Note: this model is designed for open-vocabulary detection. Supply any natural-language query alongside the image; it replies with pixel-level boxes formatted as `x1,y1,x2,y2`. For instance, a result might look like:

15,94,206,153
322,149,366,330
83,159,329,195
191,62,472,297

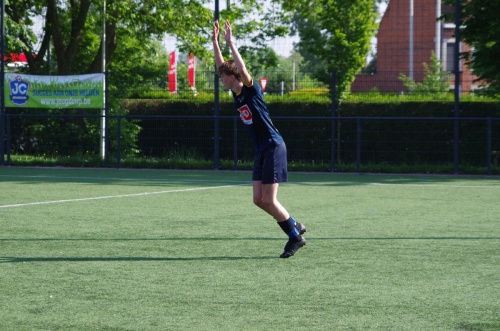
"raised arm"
212,20,224,68
223,21,253,86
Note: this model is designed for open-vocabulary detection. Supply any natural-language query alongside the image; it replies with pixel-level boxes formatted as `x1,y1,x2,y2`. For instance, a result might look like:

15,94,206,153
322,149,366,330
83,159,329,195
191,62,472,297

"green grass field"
1,167,499,331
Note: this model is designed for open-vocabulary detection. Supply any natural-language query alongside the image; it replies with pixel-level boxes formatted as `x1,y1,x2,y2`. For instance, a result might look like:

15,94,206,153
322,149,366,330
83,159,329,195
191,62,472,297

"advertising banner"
4,73,104,109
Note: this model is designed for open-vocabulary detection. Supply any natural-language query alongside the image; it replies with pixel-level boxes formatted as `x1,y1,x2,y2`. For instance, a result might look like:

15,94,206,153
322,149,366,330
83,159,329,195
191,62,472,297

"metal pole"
453,0,461,174
100,1,107,162
409,0,414,81
213,0,220,170
104,70,109,166
233,117,237,170
487,118,492,176
116,116,121,169
6,113,10,165
435,0,442,60
0,0,5,166
356,117,362,173
330,71,337,172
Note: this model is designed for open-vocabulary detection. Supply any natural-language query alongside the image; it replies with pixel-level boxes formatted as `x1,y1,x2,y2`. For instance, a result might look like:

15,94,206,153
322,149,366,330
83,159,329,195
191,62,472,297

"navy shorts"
252,142,288,184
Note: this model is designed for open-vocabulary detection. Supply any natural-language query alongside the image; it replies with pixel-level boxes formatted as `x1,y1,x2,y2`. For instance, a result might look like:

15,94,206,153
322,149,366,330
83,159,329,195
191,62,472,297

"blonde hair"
216,60,241,81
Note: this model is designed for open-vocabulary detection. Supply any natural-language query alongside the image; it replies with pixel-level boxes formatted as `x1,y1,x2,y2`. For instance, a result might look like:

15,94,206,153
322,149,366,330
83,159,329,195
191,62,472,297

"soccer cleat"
280,236,306,258
296,222,307,235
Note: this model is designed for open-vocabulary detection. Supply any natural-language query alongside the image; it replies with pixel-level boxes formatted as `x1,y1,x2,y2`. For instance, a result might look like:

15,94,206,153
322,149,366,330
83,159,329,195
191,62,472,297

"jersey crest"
238,104,253,124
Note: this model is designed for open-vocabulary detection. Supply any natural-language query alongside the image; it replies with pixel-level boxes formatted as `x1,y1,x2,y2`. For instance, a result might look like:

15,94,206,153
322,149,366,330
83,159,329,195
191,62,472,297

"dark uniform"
232,81,288,184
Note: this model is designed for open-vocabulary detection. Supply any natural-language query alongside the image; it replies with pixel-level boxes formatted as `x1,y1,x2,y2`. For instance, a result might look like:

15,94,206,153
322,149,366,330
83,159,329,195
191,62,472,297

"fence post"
6,113,10,166
487,118,492,176
0,0,4,166
233,117,238,170
104,71,110,166
356,117,362,173
0,113,4,166
0,0,5,166
213,0,220,170
452,0,461,174
214,91,221,170
330,71,337,172
116,116,121,169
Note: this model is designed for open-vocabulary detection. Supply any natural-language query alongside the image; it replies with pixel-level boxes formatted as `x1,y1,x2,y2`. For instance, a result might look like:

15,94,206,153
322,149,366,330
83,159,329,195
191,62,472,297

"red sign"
259,78,268,92
188,54,195,88
168,51,177,93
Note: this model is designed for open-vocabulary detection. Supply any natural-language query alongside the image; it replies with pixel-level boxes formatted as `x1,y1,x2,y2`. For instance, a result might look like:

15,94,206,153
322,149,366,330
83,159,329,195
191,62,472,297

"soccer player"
212,20,307,258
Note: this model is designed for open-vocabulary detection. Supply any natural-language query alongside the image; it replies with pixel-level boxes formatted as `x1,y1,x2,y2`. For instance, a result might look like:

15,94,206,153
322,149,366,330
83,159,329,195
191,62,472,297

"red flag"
168,51,177,93
188,54,195,88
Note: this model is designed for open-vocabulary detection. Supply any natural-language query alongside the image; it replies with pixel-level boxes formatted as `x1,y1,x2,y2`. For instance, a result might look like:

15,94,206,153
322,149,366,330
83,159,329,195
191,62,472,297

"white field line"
0,184,246,209
368,183,500,189
0,174,247,184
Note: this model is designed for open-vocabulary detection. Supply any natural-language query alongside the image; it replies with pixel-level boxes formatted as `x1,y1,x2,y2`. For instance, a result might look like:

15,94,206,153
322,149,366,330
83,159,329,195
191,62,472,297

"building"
351,0,478,93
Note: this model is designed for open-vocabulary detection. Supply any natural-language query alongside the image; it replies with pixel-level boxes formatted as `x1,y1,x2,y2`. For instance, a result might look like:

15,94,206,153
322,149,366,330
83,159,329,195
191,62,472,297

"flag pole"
213,0,220,170
100,0,107,162
0,0,5,166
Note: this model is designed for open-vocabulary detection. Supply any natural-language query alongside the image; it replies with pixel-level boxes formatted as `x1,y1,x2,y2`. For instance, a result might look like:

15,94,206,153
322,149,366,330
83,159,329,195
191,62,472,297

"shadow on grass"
1,236,499,242
2,237,498,263
0,256,276,263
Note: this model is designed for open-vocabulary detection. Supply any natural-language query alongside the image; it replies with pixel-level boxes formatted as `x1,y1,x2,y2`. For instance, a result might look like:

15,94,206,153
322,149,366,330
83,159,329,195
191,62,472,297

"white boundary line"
0,184,246,209
0,174,247,184
368,183,500,189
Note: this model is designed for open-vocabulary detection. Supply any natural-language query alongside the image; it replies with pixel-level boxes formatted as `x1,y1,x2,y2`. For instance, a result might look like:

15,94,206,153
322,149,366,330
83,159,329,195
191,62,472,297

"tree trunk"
47,0,91,74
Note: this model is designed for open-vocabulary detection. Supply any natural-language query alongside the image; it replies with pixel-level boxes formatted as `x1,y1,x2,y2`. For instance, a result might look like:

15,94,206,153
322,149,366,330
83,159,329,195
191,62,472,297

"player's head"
216,60,241,82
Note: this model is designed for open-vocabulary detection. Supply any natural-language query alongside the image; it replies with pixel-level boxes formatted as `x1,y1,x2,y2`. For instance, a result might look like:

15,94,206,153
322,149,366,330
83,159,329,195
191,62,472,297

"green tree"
107,38,170,93
248,51,323,95
3,0,293,158
5,0,214,75
399,52,451,94
5,0,291,76
278,0,378,103
442,0,500,96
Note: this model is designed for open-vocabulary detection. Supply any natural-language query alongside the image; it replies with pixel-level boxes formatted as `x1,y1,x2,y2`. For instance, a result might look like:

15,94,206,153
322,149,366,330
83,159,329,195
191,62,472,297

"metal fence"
109,68,485,102
1,1,495,174
2,114,499,175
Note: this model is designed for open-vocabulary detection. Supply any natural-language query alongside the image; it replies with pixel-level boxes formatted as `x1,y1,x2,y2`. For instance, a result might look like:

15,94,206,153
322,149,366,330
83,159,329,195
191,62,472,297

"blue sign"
9,76,29,105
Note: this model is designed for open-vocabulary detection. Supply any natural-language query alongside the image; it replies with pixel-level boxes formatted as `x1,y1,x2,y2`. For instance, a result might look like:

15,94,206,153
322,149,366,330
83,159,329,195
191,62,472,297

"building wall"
351,0,477,93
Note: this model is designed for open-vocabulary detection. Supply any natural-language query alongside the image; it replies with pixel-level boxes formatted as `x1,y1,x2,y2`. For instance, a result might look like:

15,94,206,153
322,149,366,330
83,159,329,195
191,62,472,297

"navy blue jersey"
232,81,284,151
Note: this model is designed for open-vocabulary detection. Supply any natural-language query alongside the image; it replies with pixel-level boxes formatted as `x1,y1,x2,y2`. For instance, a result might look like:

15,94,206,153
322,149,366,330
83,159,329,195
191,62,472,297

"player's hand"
224,20,233,44
212,20,219,43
